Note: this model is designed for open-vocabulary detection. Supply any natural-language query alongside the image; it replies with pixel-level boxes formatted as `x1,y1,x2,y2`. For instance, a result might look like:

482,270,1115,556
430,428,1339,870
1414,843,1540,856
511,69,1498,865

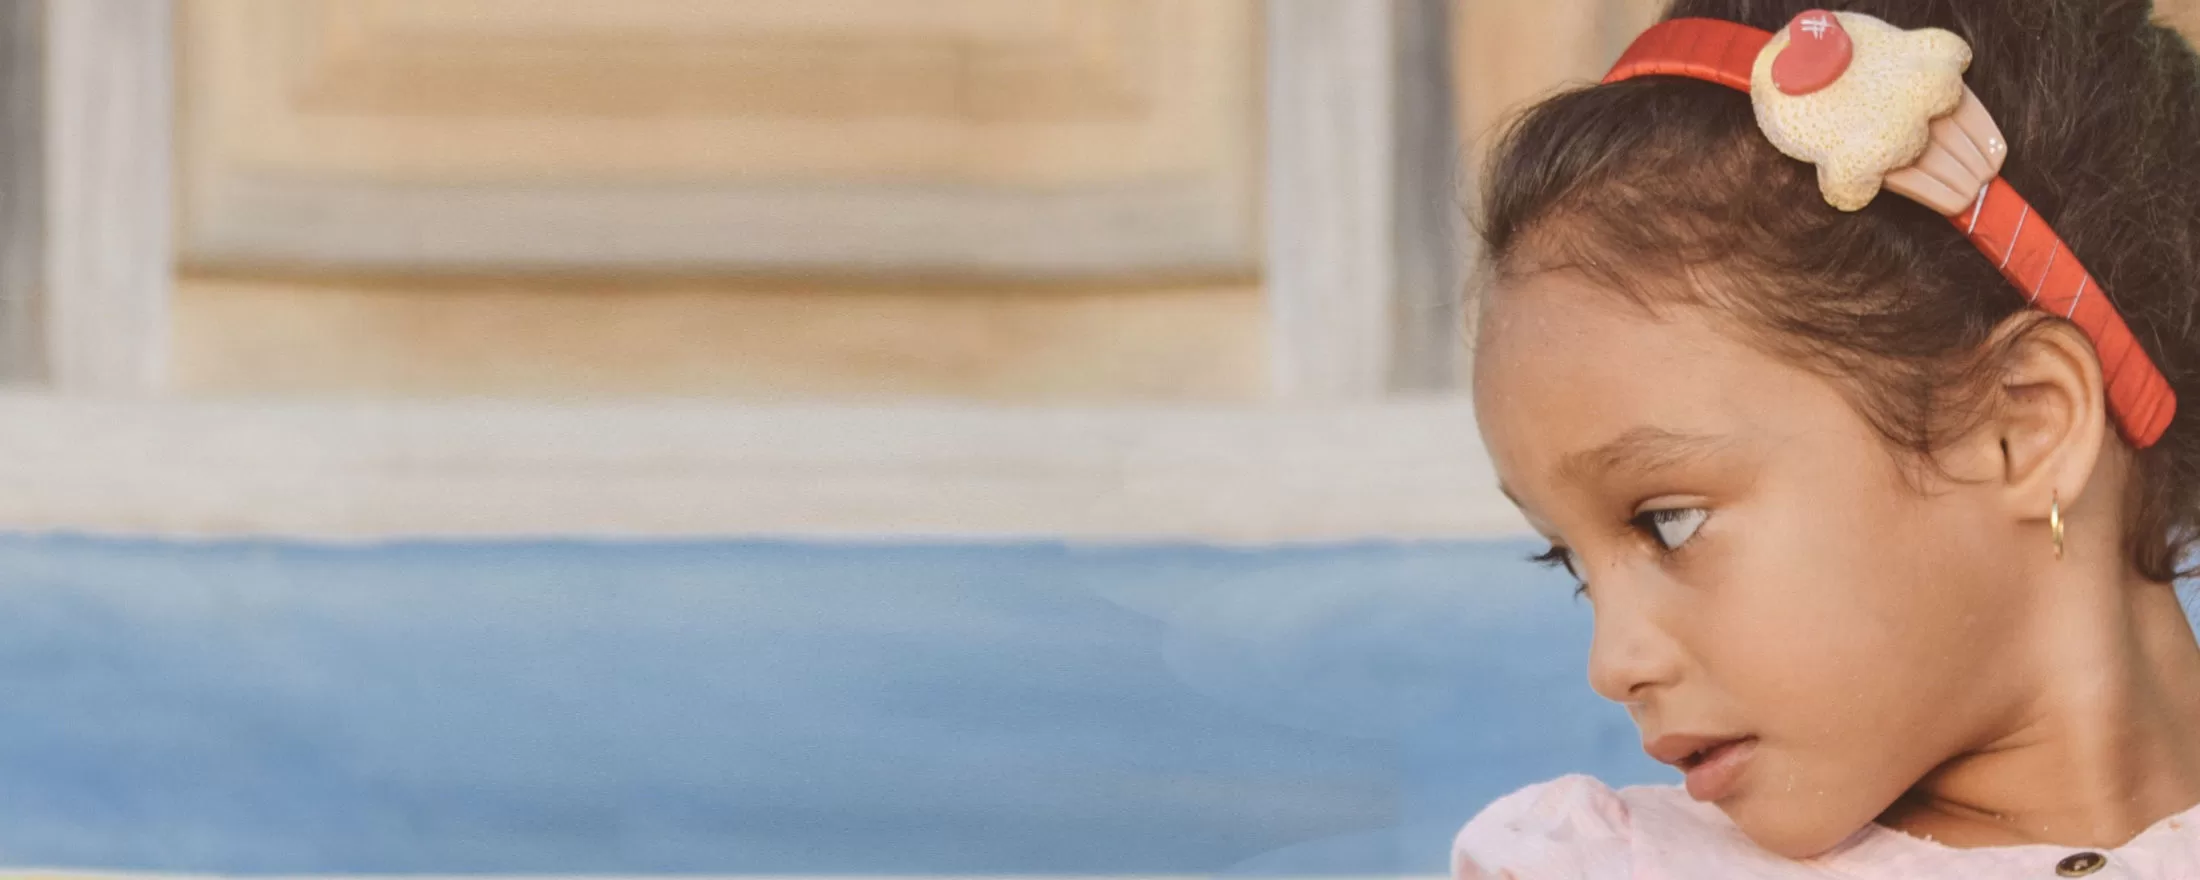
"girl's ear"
1982,316,2110,512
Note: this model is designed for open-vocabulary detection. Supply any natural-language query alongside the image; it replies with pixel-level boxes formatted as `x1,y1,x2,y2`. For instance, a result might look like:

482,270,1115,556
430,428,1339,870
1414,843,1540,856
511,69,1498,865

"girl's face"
1473,270,2039,858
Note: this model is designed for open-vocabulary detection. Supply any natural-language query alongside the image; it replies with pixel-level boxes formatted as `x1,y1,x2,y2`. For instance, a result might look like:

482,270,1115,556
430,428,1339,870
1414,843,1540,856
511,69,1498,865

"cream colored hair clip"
1749,10,2003,213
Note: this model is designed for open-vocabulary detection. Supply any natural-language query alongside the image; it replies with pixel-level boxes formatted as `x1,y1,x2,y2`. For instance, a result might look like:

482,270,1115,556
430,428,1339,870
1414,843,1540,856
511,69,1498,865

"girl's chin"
1719,780,1881,860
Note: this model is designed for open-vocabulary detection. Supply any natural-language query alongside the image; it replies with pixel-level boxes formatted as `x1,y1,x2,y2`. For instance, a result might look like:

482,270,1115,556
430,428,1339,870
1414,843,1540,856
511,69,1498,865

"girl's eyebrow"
1559,427,1734,484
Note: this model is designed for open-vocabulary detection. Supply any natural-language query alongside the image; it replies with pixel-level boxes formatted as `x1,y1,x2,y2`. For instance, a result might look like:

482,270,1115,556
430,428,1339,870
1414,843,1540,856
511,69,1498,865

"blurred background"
0,0,2188,876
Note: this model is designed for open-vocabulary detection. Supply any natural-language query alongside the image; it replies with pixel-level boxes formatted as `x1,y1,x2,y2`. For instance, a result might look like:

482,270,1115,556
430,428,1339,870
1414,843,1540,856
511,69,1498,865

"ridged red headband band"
1603,14,2176,448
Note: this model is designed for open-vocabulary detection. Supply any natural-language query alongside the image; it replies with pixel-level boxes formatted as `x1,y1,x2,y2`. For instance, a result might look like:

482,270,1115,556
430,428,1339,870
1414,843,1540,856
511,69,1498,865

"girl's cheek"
1686,508,1855,679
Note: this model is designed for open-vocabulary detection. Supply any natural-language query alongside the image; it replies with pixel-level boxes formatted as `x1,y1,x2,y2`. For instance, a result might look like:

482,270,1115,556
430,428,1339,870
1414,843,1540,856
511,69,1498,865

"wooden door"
172,0,1267,401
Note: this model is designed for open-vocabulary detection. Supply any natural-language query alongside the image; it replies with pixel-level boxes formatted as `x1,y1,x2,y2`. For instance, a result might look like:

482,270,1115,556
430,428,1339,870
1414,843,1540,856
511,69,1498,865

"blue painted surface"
0,536,1666,874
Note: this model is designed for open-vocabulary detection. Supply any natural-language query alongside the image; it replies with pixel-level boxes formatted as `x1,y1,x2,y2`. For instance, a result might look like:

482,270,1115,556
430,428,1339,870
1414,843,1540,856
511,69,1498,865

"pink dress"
1454,775,2200,879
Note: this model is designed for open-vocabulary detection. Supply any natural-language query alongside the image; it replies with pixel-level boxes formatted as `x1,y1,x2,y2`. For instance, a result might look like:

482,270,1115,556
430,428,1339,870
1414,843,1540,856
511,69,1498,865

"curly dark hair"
1478,0,2200,581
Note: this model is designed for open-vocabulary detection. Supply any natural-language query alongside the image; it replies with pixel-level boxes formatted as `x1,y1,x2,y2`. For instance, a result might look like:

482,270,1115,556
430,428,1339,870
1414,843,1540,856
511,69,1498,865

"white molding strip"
1265,0,1464,401
0,393,1524,543
45,0,172,395
1266,0,1397,401
182,174,1261,282
1389,0,1468,394
0,0,44,382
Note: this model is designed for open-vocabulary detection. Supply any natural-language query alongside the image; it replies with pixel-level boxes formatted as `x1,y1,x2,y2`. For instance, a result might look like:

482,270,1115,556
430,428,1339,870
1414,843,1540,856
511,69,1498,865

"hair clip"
1753,11,1977,212
1603,10,2176,448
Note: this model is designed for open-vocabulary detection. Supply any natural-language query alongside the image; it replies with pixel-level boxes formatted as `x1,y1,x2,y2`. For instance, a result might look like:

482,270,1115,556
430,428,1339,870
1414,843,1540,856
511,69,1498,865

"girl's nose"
1584,569,1685,705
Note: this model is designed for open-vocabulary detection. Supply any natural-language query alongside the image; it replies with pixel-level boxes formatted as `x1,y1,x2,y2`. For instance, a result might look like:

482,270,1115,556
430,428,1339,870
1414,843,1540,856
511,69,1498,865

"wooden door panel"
177,0,1262,278
171,275,1267,401
1452,0,1660,165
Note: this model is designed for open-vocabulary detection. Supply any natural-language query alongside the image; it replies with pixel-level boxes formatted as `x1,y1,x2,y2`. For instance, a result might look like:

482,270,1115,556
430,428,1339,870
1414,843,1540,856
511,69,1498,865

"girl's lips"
1682,736,1758,802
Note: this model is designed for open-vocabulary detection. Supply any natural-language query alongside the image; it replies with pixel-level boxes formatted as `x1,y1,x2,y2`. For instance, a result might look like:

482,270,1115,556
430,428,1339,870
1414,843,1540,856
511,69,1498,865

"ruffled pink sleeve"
1452,775,1635,879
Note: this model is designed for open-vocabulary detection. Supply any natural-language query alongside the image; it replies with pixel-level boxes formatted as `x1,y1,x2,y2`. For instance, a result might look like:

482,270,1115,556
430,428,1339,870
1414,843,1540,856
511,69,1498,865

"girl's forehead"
1478,272,1713,357
1475,273,1746,407
1472,272,1842,493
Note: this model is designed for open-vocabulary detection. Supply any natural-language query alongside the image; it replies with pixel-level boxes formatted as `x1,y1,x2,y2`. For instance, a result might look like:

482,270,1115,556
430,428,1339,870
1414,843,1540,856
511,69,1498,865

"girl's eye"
1529,545,1587,597
1635,507,1707,551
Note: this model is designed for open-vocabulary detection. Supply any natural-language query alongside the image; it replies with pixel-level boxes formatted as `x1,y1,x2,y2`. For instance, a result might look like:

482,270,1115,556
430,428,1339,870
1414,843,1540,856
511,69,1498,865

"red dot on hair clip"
1772,10,1853,95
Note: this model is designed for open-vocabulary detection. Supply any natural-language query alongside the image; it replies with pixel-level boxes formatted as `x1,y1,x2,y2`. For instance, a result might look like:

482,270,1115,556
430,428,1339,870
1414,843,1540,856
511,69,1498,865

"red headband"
1604,16,2176,448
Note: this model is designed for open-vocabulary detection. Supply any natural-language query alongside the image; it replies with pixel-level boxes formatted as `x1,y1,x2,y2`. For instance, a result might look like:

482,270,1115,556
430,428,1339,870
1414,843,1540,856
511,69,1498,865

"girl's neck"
1878,571,2200,849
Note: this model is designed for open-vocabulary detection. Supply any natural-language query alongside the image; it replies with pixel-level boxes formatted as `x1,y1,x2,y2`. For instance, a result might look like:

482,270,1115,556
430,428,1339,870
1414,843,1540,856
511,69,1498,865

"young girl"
1456,0,2200,876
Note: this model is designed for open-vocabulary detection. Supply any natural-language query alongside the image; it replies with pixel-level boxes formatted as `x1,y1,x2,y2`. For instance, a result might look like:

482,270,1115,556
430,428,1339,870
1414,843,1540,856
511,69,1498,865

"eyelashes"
1529,545,1583,594
1529,506,1709,597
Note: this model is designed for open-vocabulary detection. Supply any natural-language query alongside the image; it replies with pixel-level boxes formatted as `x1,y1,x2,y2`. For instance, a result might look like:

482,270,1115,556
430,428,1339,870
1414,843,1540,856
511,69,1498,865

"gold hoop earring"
2050,491,2065,561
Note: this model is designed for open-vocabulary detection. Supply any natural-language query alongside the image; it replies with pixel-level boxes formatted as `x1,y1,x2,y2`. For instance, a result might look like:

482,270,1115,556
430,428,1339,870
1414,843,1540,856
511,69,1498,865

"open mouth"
1679,738,1748,771
1677,736,1759,802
